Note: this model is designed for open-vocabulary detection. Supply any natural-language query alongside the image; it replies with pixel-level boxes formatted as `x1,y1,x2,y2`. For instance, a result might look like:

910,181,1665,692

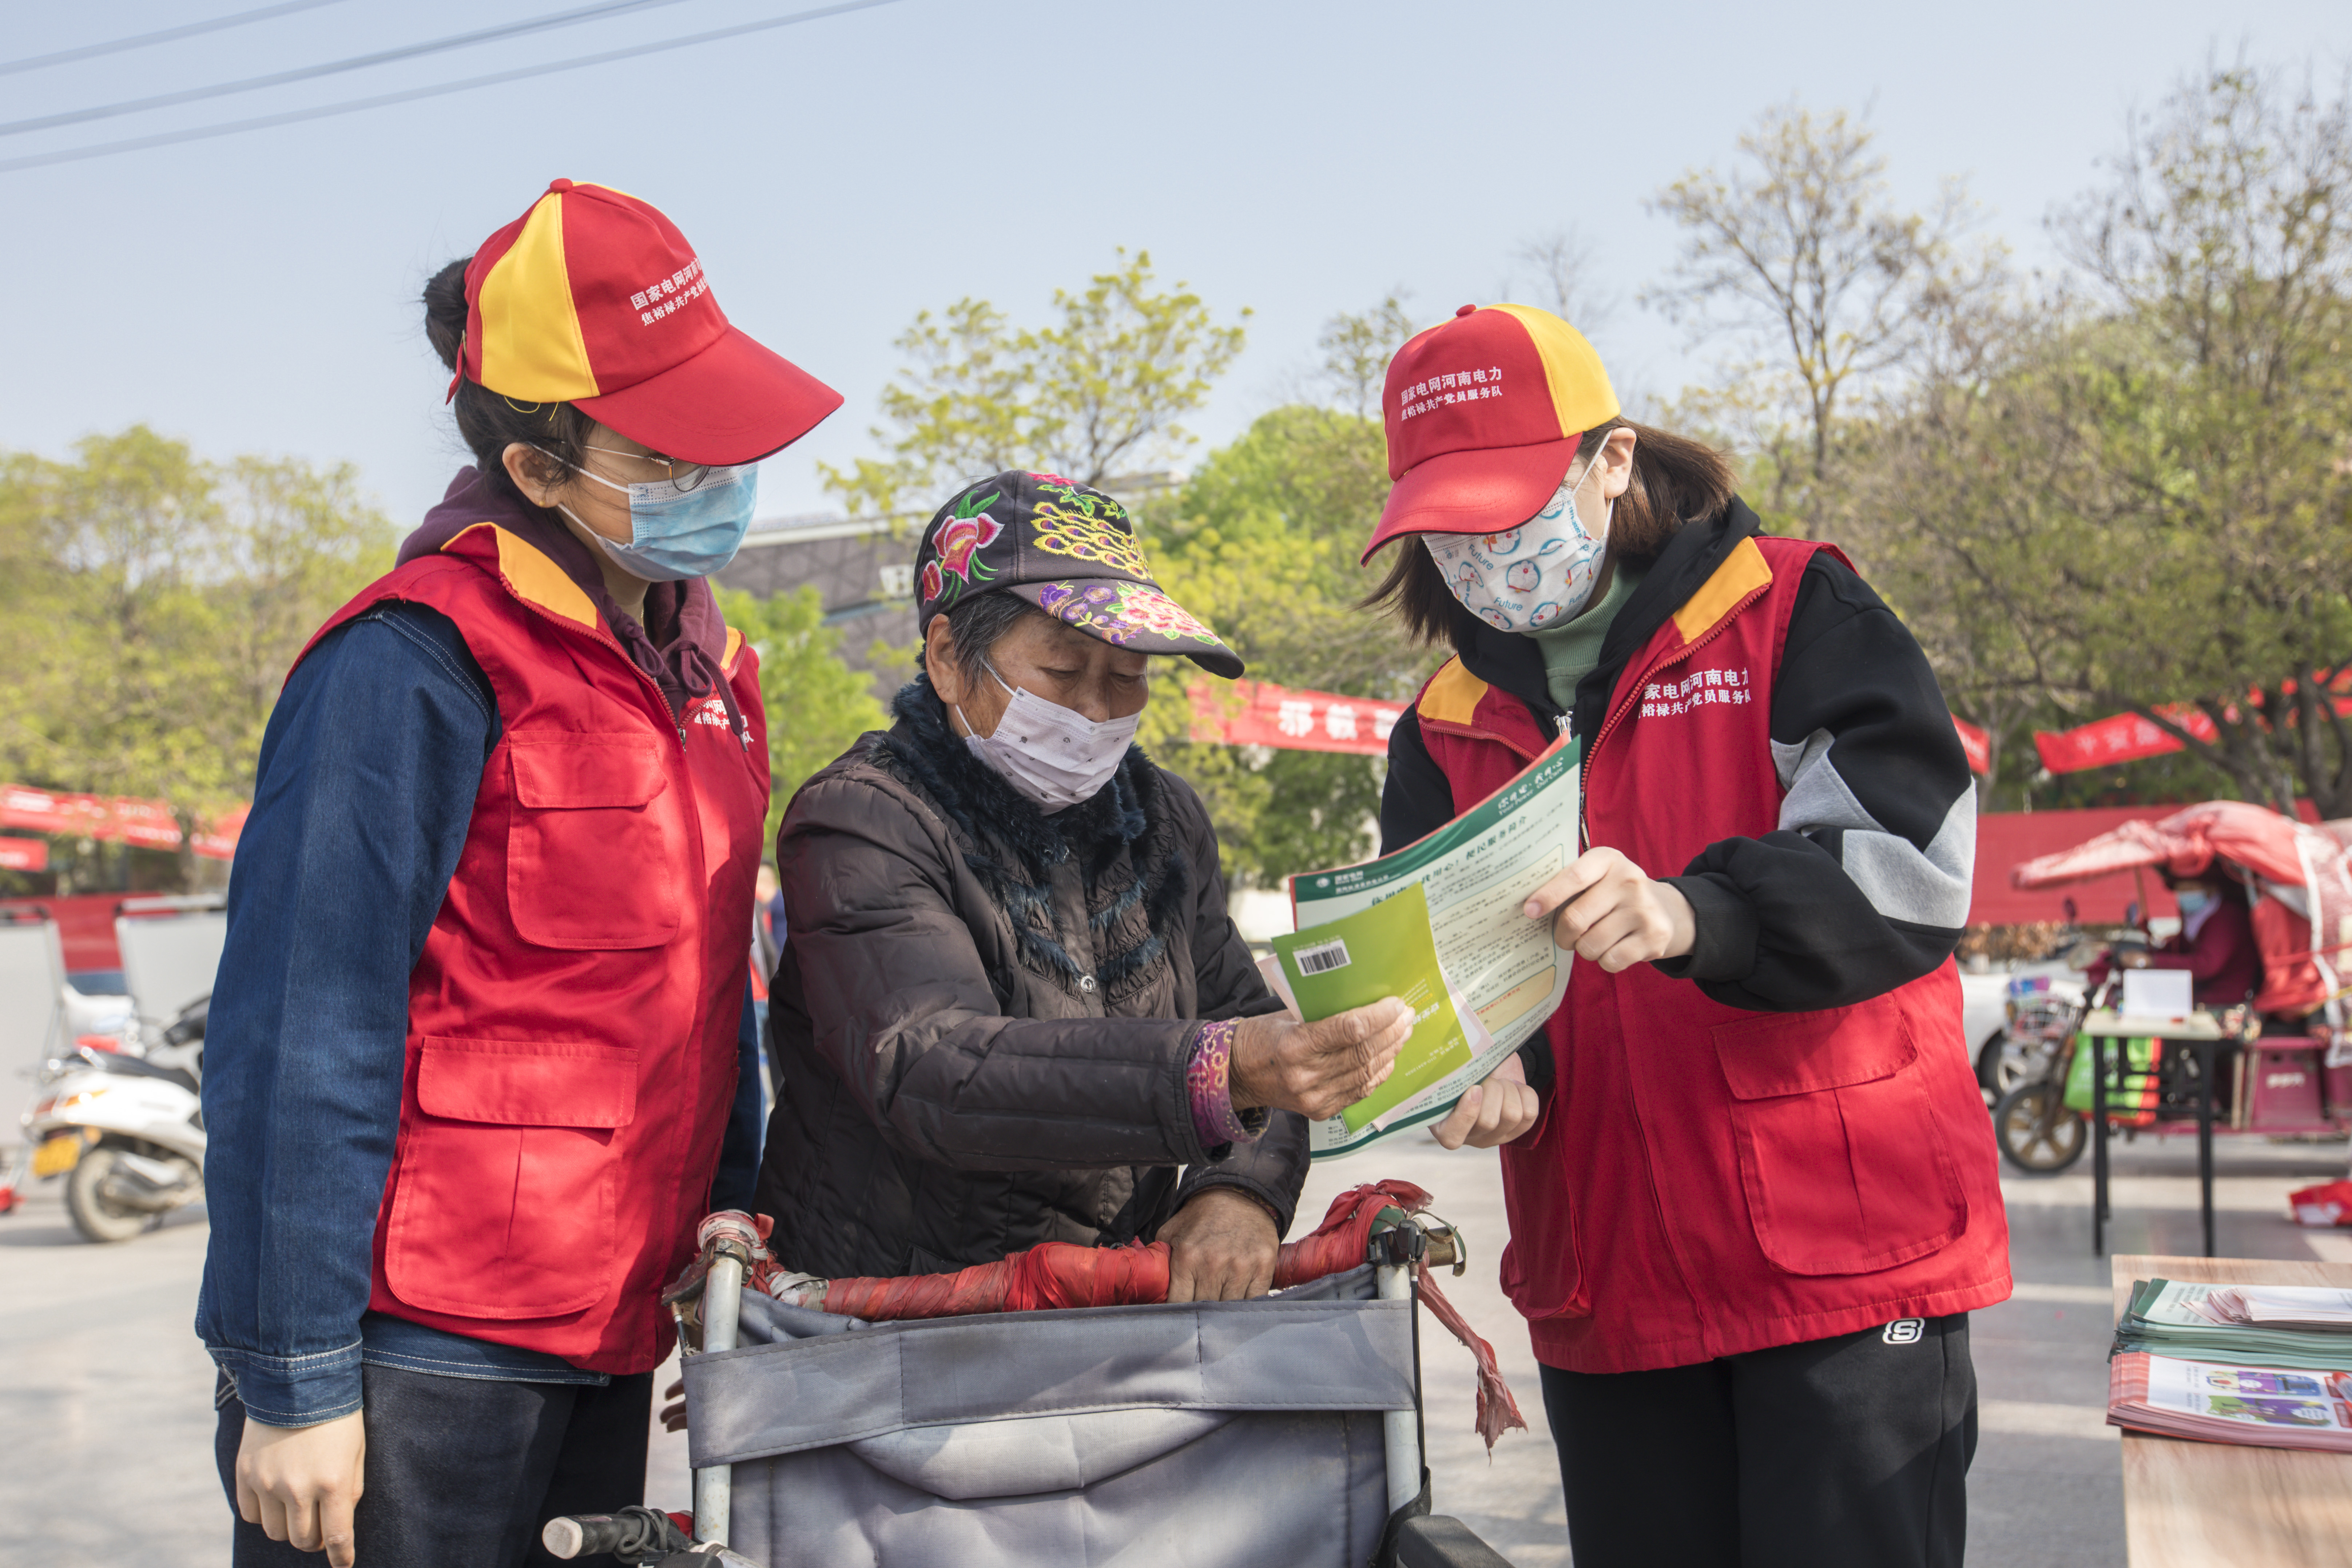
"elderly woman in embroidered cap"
750,471,1414,1298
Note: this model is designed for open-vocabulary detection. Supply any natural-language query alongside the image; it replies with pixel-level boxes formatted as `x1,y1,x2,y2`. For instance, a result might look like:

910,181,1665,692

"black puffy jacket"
751,679,1304,1278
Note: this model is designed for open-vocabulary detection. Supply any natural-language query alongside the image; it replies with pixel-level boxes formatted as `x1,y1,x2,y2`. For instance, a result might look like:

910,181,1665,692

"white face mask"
1423,445,1613,632
957,666,1139,812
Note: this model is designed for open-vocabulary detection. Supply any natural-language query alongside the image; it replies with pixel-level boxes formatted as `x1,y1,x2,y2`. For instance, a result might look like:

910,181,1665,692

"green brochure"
1270,883,1475,1134
1269,732,1581,1158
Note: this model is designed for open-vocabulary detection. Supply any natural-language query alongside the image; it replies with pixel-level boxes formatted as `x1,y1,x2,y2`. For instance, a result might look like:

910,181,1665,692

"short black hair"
919,590,1051,678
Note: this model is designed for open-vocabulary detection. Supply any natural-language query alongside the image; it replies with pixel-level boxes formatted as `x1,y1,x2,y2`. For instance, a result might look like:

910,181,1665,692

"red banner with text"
1187,680,1407,757
2033,707,2220,774
2034,677,2352,776
1195,685,1999,773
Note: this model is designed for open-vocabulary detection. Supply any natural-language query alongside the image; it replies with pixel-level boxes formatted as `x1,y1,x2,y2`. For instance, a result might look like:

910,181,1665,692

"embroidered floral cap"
913,471,1243,679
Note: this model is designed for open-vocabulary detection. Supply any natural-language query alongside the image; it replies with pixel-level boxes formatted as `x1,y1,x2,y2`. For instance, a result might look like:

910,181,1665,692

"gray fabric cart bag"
681,1266,1416,1568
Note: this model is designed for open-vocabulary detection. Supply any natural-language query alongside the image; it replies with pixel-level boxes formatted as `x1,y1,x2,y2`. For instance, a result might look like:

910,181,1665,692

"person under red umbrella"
2117,868,2264,1009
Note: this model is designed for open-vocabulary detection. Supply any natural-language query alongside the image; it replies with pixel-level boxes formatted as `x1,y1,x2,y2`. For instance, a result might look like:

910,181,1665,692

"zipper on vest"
502,587,709,754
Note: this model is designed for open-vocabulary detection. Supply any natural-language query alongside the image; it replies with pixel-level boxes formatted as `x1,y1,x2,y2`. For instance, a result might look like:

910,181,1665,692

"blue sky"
3,0,2346,528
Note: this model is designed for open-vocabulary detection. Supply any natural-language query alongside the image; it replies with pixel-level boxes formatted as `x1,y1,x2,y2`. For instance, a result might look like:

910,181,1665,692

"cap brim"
1359,437,1580,565
1005,579,1245,680
577,325,843,467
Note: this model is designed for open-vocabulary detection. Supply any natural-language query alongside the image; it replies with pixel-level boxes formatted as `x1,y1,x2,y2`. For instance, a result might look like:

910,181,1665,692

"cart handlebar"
541,1505,689,1563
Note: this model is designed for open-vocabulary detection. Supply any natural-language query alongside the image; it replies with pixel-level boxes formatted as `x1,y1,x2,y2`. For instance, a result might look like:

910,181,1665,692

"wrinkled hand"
1432,1052,1541,1150
237,1410,365,1567
1525,847,1695,972
1161,1187,1280,1302
1232,997,1412,1121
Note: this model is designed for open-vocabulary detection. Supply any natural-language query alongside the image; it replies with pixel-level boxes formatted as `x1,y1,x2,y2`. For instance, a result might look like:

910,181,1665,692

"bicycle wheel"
1976,1031,2050,1099
1994,1081,2088,1174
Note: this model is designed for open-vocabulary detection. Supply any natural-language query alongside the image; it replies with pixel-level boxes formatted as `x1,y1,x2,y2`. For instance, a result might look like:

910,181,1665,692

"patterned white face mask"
957,665,1139,812
1423,446,1613,633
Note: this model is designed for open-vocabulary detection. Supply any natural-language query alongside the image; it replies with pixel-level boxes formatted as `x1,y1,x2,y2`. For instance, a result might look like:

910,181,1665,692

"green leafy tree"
2045,64,2352,814
1853,64,2352,816
1311,294,1418,421
1648,103,2006,533
1141,301,1440,885
823,268,1434,884
821,250,1250,519
716,585,888,845
0,426,394,883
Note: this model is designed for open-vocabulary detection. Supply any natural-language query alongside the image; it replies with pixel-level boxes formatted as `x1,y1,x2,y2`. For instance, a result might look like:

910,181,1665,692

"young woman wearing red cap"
196,180,841,1567
1368,304,2006,1568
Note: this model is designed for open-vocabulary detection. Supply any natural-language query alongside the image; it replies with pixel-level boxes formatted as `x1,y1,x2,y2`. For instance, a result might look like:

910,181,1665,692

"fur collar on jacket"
873,678,1191,1000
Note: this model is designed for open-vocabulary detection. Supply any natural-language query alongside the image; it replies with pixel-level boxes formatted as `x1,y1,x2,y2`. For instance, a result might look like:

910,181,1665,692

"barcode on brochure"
1294,939,1351,975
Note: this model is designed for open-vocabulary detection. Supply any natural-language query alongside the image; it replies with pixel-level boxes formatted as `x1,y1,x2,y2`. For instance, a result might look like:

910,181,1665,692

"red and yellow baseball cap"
1359,303,1619,564
453,179,842,466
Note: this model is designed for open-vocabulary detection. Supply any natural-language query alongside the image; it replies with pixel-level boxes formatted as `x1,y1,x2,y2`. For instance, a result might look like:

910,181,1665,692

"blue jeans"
214,1364,652,1567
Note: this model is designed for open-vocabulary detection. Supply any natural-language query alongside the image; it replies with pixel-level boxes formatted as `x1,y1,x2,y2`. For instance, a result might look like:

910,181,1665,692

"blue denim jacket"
197,603,762,1425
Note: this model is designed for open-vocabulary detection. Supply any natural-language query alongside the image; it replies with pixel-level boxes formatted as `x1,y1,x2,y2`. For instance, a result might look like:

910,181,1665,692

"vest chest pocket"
506,733,682,949
1715,999,1966,1277
385,1038,638,1319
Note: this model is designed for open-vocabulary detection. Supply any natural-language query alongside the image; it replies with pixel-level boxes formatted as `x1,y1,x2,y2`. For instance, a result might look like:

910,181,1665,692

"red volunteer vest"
296,522,769,1374
1414,536,2008,1373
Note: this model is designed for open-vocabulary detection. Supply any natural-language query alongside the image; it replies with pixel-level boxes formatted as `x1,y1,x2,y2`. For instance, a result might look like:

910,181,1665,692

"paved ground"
4,1125,2347,1566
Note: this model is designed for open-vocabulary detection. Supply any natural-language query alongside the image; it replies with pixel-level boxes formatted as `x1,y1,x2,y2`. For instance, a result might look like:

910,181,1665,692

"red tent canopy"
0,785,243,860
1973,809,2179,926
2009,801,2352,1016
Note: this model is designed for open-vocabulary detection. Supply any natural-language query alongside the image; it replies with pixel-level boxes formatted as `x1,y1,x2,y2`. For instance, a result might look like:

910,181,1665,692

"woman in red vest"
1367,305,2009,1568
197,181,839,1566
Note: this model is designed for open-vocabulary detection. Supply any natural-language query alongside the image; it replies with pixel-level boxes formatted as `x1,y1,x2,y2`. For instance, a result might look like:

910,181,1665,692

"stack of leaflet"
2110,1280,2352,1450
2116,1280,2352,1368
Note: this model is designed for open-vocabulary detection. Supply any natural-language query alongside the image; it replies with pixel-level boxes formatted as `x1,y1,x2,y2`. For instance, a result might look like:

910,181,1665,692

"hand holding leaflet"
1431,1050,1538,1150
1272,734,1581,1158
1229,996,1413,1124
1269,884,1489,1137
1522,845,1697,972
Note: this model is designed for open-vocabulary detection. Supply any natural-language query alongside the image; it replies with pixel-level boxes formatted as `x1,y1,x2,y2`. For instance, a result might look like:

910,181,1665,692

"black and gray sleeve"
1657,553,1975,1012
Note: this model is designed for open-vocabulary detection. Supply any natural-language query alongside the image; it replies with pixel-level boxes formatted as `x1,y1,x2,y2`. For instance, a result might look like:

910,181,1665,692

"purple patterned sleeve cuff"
1186,1019,1267,1151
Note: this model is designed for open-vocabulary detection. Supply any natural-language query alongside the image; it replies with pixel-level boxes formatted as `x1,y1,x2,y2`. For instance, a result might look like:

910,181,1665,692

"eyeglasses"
583,442,713,492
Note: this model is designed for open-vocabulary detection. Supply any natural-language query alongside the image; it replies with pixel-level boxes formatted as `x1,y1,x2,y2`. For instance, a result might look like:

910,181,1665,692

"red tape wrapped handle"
720,1179,1527,1451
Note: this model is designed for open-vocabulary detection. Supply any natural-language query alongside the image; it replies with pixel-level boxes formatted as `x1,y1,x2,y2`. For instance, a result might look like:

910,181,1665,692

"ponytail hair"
422,257,593,505
1363,417,1738,647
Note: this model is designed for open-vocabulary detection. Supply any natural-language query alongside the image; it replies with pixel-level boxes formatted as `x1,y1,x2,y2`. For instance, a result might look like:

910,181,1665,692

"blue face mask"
555,456,759,582
2174,889,2212,917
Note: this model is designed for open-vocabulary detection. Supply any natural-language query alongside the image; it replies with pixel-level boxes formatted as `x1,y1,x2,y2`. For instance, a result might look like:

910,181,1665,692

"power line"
0,0,355,79
0,0,708,138
0,0,907,176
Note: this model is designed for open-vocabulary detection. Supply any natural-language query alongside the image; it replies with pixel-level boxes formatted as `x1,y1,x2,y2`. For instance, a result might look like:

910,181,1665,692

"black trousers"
1542,1313,1975,1568
215,1363,653,1567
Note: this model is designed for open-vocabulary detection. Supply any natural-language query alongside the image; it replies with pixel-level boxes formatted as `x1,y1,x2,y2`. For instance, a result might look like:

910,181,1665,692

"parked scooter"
16,996,206,1242
57,983,138,1045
